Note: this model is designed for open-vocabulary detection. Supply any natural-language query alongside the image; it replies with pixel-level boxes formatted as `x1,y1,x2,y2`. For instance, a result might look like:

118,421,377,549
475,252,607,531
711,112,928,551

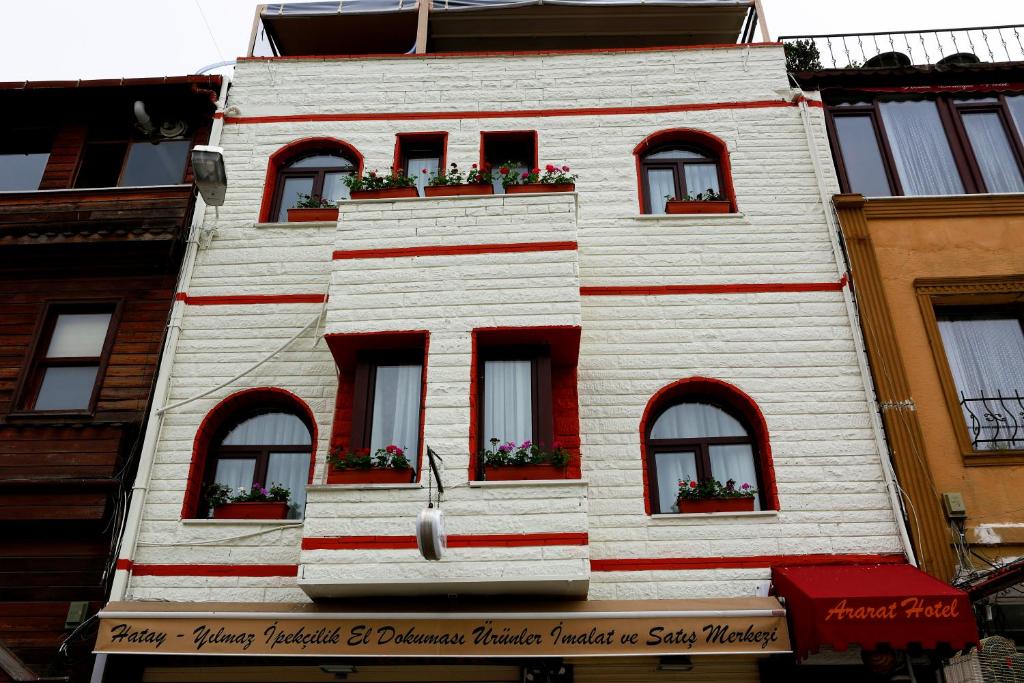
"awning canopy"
772,564,979,659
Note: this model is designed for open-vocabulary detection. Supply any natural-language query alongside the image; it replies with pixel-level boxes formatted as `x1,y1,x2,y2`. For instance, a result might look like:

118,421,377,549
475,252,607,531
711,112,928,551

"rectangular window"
481,131,537,194
879,100,965,196
478,348,553,451
936,309,1024,451
832,114,893,197
352,353,424,469
0,129,51,191
76,138,191,188
959,110,1024,193
19,305,117,413
396,134,445,197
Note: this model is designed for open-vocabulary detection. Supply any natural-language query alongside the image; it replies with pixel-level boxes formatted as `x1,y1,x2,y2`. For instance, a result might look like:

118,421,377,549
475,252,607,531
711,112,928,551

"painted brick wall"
124,44,904,603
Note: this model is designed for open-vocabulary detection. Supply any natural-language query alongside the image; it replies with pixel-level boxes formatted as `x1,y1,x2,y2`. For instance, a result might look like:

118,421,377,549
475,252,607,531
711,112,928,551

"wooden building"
0,75,221,681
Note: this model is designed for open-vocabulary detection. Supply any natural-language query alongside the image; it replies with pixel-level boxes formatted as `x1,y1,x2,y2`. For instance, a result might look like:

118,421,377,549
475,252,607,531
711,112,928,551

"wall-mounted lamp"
657,655,694,672
191,145,227,207
319,664,356,679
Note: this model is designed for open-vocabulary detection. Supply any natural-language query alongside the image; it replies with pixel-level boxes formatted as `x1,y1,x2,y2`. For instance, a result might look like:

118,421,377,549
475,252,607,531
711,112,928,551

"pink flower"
741,483,750,490
471,163,478,169
521,171,529,179
545,164,555,173
421,168,428,173
385,444,398,454
562,165,570,172
551,440,562,449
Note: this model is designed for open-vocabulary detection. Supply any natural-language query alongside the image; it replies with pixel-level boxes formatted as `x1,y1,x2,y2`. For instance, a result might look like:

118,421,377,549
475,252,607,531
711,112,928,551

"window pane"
709,444,760,510
213,458,257,497
120,140,191,186
833,115,893,197
645,168,676,214
75,143,127,188
34,366,99,410
938,313,1024,451
645,148,708,161
683,163,720,197
0,153,48,191
323,171,351,203
289,154,353,169
654,451,697,514
277,176,315,222
961,112,1024,193
267,452,309,519
483,360,532,445
650,402,748,439
879,101,964,195
406,156,440,197
370,364,422,464
222,413,311,446
1008,96,1024,142
47,313,112,358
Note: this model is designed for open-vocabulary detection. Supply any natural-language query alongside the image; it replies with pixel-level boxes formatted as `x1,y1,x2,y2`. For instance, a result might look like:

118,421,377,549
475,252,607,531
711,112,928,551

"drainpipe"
90,76,230,683
794,92,918,566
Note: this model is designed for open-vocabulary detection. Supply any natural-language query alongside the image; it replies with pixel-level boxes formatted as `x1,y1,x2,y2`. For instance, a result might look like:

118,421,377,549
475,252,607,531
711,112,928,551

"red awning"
773,564,978,658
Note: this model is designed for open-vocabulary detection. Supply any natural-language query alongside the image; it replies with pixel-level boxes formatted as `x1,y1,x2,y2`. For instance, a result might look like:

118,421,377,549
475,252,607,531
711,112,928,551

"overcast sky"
0,0,1019,81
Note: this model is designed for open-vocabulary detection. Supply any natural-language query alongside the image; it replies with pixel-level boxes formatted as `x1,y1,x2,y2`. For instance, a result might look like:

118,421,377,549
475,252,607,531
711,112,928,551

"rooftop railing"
780,24,1024,71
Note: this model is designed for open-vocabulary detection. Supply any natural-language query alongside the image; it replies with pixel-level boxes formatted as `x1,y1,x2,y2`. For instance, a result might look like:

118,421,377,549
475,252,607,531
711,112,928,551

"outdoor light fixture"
190,145,227,206
319,664,356,679
657,655,694,671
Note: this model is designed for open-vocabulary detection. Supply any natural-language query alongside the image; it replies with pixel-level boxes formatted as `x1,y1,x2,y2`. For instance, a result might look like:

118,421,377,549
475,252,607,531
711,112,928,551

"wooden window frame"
476,345,554,466
74,136,194,189
11,300,122,417
645,400,761,514
915,275,1024,466
267,151,357,223
639,144,726,214
826,94,1024,196
349,349,426,453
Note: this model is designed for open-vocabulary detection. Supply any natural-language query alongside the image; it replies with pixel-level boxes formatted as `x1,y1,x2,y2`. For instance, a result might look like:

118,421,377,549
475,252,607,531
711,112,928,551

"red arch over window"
638,377,778,515
633,128,737,213
258,136,364,223
180,387,318,519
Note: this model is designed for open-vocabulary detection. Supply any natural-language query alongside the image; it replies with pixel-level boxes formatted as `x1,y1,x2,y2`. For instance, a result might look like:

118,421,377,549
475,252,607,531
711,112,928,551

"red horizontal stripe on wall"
302,532,588,551
175,293,327,305
581,275,848,297
590,552,906,572
333,241,578,260
115,559,133,571
130,564,298,577
226,100,795,125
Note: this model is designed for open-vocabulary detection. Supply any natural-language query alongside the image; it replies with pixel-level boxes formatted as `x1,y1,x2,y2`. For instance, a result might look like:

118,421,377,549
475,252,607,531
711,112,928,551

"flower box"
677,497,755,514
484,464,568,481
349,187,419,200
506,183,575,194
212,501,289,520
286,207,339,223
424,184,494,197
331,468,414,484
665,200,731,215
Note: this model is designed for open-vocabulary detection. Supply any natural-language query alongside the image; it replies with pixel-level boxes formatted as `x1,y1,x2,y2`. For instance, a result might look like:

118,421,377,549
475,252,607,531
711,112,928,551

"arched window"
259,137,363,223
640,377,777,514
634,129,736,214
181,388,317,519
205,411,312,519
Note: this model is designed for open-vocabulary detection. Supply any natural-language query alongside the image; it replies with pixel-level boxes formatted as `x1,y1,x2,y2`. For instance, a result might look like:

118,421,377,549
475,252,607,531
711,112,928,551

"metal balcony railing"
959,391,1024,451
780,24,1024,71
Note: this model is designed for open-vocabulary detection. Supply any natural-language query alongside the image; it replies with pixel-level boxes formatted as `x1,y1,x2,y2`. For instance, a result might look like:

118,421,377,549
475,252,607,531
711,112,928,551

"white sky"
0,0,1019,82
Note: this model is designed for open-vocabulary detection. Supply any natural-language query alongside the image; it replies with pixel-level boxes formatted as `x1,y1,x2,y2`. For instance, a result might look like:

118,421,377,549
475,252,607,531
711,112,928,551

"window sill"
181,518,304,526
343,191,578,204
650,510,779,521
469,479,588,488
5,410,94,423
254,221,338,229
634,212,746,221
307,483,423,491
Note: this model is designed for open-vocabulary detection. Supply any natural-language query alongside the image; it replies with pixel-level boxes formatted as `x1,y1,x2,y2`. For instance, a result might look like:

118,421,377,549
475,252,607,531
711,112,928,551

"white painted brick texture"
125,44,904,603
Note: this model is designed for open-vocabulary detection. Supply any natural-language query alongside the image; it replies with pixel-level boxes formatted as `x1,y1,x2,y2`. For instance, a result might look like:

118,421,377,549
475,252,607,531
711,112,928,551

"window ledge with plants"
204,482,295,521
661,477,764,517
478,439,574,481
650,510,779,521
327,445,418,485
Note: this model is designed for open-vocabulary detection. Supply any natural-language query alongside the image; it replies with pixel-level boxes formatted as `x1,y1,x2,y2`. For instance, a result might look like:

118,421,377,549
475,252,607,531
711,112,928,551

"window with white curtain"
207,411,312,519
398,134,445,197
640,144,724,214
937,310,1024,451
369,364,423,462
646,401,760,514
879,100,965,196
484,359,534,444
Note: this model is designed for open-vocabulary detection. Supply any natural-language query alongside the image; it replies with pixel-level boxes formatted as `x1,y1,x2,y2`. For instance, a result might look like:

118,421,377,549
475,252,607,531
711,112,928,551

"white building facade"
92,7,938,680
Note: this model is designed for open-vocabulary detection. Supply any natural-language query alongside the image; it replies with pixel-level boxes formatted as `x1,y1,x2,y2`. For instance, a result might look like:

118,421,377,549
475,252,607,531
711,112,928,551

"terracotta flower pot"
664,200,731,215
212,501,290,520
424,184,494,197
505,183,575,194
330,468,414,484
484,464,568,481
349,187,419,200
677,497,755,514
286,207,339,223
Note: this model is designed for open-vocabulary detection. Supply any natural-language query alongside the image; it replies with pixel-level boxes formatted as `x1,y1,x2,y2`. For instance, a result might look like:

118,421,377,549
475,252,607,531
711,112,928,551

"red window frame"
633,129,738,214
258,137,364,223
479,130,539,172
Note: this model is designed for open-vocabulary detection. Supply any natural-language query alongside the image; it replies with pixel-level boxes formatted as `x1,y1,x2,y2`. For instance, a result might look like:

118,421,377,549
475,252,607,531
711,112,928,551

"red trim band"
226,100,796,126
130,564,299,577
115,559,133,571
302,532,588,551
176,293,328,305
581,275,848,296
236,42,782,64
333,241,578,260
590,552,906,572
